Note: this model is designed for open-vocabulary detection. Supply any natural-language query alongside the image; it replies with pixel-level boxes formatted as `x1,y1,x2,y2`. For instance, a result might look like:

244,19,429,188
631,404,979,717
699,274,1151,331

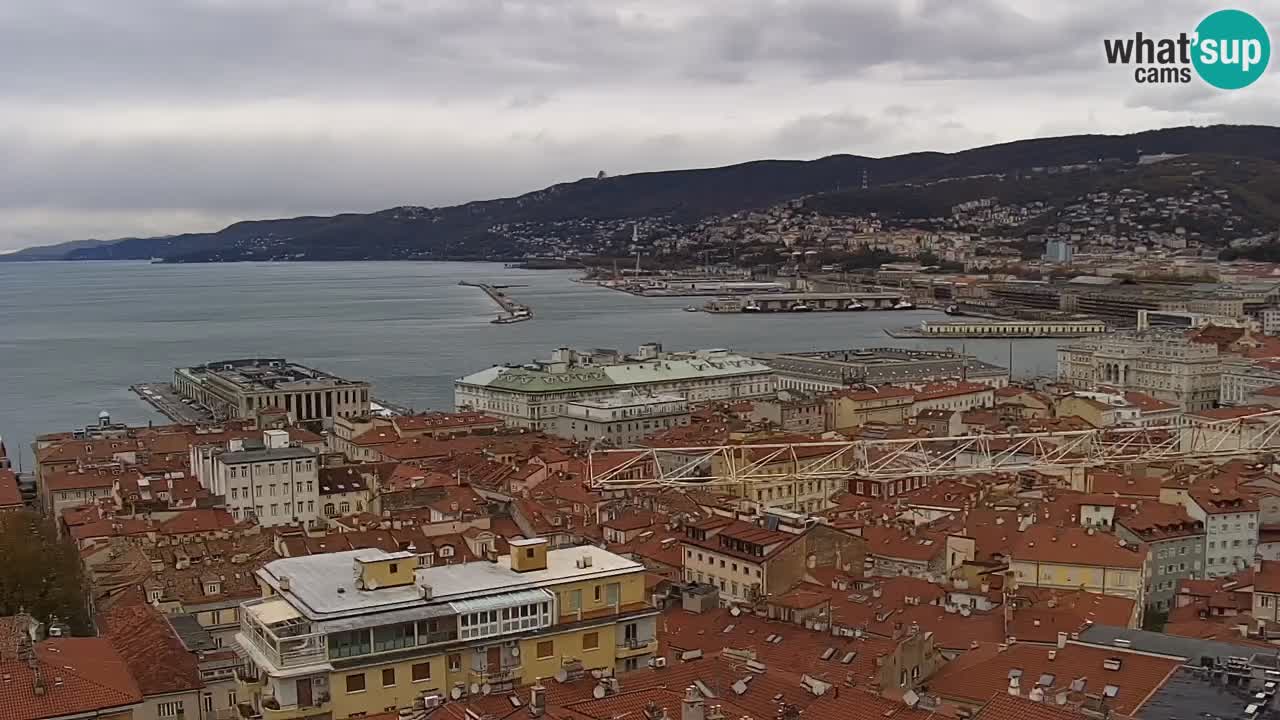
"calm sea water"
0,261,1059,467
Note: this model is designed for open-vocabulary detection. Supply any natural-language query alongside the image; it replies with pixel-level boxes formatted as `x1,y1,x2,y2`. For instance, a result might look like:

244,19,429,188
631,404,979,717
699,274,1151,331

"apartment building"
456,347,774,430
1057,333,1221,410
235,540,658,720
911,382,994,414
824,387,914,430
551,392,690,446
1181,486,1259,577
1009,525,1150,607
208,430,321,527
678,518,865,605
1114,502,1205,611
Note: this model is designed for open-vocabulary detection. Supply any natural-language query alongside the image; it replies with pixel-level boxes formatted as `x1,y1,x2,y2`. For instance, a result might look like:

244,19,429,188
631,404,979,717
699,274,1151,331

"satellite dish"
470,683,481,695
482,684,492,696
591,669,602,679
365,578,379,590
730,607,742,617
510,646,521,657
593,685,607,699
450,687,463,700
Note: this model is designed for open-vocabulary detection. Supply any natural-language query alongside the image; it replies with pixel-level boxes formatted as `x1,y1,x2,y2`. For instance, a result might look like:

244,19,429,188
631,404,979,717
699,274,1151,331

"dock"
131,383,216,423
885,319,1110,339
459,281,534,324
702,292,908,313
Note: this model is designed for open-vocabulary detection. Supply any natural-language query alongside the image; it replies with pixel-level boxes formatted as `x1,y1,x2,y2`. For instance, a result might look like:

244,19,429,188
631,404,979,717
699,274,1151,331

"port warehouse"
904,319,1109,337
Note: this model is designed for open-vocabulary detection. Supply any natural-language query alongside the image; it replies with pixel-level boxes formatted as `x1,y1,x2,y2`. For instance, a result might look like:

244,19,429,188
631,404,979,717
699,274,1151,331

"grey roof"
218,446,316,465
259,546,641,621
168,613,218,653
1137,666,1265,720
1080,625,1280,666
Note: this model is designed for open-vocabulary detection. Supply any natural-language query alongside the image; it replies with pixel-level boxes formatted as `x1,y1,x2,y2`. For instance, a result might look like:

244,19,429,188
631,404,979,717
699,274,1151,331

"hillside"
8,124,1280,263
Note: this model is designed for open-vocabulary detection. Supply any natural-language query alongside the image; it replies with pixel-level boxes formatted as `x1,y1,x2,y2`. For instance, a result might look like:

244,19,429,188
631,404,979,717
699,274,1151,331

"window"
526,548,536,559
382,668,396,687
330,629,372,658
346,673,366,693
537,640,555,659
412,662,432,682
157,700,184,718
448,654,462,671
583,632,599,650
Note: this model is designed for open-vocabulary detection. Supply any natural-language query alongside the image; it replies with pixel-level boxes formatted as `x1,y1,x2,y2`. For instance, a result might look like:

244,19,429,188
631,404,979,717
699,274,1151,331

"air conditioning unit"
650,657,668,668
422,694,443,709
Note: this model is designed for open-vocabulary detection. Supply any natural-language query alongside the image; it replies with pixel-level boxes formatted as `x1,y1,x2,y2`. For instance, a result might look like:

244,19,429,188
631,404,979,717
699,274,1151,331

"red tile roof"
1011,525,1147,569
100,603,203,697
0,637,143,720
0,469,22,508
158,508,238,535
928,642,1180,714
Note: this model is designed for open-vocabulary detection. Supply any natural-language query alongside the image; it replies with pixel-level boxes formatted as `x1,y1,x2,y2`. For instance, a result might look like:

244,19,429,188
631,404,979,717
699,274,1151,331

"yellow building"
824,387,915,431
235,539,657,720
1008,525,1150,609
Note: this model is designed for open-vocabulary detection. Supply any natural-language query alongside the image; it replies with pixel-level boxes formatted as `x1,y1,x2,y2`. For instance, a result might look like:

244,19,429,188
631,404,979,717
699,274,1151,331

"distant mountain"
8,124,1280,263
1,238,123,261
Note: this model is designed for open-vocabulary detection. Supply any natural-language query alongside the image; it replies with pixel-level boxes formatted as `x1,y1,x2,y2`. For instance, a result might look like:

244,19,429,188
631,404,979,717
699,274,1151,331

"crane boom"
587,407,1280,489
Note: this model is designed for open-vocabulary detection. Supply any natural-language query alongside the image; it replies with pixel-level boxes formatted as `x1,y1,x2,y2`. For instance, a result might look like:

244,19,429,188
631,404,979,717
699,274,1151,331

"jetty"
459,281,533,324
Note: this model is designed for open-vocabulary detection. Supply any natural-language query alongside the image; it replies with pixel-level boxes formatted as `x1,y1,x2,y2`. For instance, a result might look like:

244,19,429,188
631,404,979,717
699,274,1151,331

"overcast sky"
1,0,1276,251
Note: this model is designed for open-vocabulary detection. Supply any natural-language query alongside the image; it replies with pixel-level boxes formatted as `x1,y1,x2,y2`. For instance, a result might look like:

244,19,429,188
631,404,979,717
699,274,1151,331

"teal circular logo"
1192,9,1270,89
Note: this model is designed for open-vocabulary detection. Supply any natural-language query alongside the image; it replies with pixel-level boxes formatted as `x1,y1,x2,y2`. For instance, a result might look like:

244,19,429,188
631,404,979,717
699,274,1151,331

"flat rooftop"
258,546,642,621
754,347,1007,383
179,358,368,392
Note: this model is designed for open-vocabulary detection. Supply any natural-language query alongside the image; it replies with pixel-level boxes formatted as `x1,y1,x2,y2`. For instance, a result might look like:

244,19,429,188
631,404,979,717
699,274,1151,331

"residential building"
39,466,120,517
234,541,659,719
173,358,371,425
208,430,321,527
1057,332,1221,410
757,348,1008,393
1251,558,1280,623
824,387,915,430
1221,358,1280,405
1044,238,1074,264
552,391,690,446
0,468,23,511
911,382,994,414
1009,525,1150,607
100,604,205,720
1114,502,1206,611
456,346,774,430
0,616,144,720
678,518,865,605
744,392,825,433
1181,486,1259,577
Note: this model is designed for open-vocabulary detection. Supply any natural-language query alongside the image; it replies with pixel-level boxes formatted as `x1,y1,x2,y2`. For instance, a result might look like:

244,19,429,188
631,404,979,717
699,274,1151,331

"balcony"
470,665,523,686
238,599,330,671
616,637,658,658
260,696,332,720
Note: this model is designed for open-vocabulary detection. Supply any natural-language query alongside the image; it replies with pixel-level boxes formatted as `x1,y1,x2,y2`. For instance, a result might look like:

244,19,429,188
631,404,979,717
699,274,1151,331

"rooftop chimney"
529,682,545,718
682,686,705,720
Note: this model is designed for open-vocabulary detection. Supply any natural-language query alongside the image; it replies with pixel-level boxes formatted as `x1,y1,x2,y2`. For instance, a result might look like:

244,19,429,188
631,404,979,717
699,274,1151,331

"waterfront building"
1057,333,1221,411
1220,357,1280,406
755,348,1008,394
909,319,1107,337
208,430,322,527
234,541,658,719
455,346,773,430
551,391,689,446
173,358,371,426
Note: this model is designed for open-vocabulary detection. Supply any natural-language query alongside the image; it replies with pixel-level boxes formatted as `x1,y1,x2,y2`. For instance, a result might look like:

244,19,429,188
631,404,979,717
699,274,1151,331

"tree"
0,512,92,634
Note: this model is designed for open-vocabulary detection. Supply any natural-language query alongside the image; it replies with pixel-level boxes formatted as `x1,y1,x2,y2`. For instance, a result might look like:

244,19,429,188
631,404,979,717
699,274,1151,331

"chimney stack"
530,682,545,718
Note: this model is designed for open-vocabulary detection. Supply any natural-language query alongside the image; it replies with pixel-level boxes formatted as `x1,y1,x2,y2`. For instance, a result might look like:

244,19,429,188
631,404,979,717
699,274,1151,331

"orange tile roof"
100,603,203,696
0,469,22,508
1011,525,1147,569
928,642,1180,714
0,637,143,720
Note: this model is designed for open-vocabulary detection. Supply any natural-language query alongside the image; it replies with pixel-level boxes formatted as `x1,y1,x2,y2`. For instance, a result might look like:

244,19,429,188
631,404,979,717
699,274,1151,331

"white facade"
1058,333,1221,411
1181,498,1258,577
553,392,689,446
456,349,774,430
1221,359,1280,406
210,433,321,527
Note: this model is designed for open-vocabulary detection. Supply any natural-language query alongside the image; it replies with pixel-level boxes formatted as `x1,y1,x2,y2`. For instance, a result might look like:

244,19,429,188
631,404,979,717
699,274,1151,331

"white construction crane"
586,407,1280,490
